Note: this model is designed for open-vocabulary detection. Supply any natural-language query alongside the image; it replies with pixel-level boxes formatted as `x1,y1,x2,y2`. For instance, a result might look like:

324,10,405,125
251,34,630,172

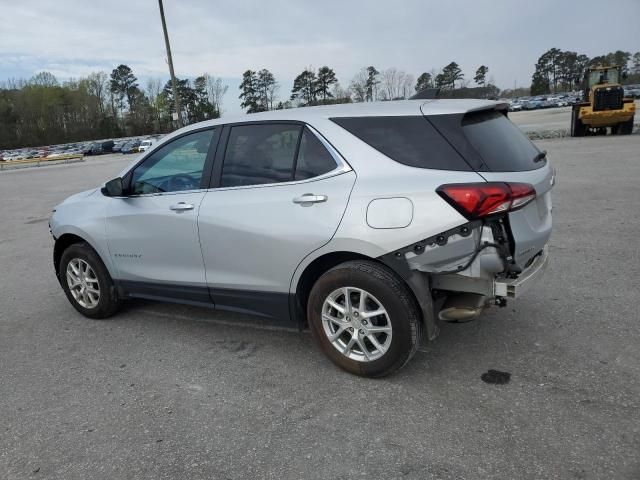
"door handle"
292,194,328,205
169,202,195,211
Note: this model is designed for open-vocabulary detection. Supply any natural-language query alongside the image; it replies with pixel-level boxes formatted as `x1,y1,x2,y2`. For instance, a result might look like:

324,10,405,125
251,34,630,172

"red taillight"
437,182,536,220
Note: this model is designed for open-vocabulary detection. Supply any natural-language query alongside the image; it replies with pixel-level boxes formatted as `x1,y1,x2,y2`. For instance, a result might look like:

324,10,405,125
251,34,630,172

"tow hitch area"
494,246,549,298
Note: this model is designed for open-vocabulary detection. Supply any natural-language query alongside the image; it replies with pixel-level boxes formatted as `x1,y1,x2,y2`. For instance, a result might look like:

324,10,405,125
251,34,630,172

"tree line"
2,47,639,149
237,62,498,113
530,48,640,95
0,65,228,149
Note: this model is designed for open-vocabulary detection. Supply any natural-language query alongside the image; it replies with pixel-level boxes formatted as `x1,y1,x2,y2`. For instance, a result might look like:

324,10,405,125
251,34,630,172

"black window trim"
207,120,350,191
122,126,221,197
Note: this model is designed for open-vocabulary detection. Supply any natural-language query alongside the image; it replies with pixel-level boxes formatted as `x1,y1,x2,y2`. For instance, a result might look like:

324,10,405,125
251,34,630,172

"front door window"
131,129,214,194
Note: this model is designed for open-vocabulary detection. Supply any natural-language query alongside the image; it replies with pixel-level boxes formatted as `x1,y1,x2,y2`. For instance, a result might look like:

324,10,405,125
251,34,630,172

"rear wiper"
533,150,547,163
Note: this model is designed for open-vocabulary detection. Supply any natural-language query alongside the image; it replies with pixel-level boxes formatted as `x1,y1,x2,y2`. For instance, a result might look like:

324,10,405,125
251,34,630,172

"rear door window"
221,124,302,187
330,116,471,171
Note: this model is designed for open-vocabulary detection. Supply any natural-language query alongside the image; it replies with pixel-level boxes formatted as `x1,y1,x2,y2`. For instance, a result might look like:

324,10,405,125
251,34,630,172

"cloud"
1,0,639,113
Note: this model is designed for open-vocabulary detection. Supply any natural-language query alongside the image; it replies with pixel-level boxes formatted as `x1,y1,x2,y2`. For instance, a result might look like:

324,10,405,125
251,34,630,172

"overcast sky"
1,0,638,113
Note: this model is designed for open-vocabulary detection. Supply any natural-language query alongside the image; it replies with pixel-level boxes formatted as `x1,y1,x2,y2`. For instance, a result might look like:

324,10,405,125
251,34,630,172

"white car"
138,139,154,152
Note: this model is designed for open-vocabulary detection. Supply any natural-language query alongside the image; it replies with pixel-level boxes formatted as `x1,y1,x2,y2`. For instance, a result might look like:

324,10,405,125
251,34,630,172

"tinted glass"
295,128,337,180
131,129,214,194
461,110,542,171
330,116,471,171
221,124,302,187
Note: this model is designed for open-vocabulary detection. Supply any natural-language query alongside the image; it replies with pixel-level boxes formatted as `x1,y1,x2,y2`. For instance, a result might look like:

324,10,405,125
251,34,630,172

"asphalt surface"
509,100,639,133
510,106,573,132
1,135,640,479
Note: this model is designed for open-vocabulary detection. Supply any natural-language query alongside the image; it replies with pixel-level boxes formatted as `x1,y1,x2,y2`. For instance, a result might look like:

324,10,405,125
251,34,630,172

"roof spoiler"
409,88,440,100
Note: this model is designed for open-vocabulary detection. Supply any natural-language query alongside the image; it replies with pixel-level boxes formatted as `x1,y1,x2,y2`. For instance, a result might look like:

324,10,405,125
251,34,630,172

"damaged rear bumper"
494,246,549,298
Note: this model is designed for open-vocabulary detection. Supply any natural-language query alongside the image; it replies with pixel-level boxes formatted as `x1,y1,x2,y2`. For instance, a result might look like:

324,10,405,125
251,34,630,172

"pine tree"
474,66,489,87
239,70,263,113
291,69,317,105
415,72,433,92
315,66,338,101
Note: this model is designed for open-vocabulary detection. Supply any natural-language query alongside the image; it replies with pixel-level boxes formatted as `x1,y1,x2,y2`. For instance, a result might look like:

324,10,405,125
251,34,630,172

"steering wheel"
168,174,197,192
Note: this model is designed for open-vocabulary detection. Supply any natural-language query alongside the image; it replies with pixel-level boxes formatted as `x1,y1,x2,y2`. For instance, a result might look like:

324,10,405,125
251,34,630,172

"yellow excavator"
571,65,635,136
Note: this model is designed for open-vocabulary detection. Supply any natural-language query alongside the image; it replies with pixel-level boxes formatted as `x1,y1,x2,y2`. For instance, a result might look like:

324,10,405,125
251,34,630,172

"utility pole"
158,0,182,128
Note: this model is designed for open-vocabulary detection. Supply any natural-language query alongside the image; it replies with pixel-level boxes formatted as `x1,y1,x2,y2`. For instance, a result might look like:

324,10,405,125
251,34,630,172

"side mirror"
101,177,124,197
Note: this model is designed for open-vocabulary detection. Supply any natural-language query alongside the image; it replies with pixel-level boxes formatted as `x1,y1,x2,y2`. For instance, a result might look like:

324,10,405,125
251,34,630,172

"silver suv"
50,99,553,377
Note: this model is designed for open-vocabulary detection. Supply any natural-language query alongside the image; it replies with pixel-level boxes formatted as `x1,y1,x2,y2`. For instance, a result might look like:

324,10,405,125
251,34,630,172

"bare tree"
86,72,108,114
349,68,368,102
381,68,398,100
380,68,413,100
30,72,58,87
146,77,162,100
203,74,229,114
332,82,350,100
400,73,414,99
146,77,164,128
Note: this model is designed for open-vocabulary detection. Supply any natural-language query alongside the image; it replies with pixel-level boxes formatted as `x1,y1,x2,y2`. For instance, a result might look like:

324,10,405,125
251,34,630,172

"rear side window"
221,124,302,187
220,124,338,187
330,116,471,171
460,110,542,171
295,127,337,180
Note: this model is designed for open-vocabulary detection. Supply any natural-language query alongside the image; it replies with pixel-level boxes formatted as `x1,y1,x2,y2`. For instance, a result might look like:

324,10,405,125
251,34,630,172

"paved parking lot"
1,135,639,479
509,100,639,133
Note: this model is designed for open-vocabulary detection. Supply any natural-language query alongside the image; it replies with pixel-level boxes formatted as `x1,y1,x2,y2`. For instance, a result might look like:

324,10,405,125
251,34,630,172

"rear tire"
570,106,586,137
618,116,634,135
59,243,121,319
307,260,423,378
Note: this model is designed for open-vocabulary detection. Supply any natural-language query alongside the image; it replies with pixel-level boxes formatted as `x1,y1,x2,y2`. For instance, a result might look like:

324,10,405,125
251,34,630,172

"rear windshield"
330,116,472,171
459,110,542,171
332,111,543,172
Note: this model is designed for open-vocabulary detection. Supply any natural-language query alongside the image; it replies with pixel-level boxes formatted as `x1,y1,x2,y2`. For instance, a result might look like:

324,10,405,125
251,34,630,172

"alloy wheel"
321,287,392,362
66,258,100,309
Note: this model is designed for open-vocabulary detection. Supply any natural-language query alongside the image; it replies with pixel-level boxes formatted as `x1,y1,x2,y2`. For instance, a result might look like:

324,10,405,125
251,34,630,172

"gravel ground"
1,135,639,480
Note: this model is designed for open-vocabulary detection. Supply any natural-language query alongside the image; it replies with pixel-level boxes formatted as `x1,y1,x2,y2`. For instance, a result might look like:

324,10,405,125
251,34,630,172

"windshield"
588,68,619,86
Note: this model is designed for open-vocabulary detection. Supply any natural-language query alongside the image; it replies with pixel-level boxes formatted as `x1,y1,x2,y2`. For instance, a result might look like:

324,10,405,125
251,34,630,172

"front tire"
59,243,121,319
307,260,422,377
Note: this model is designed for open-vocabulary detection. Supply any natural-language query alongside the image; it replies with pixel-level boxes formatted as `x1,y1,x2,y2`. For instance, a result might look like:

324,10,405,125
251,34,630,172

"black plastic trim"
117,280,295,325
118,280,212,304
209,288,292,323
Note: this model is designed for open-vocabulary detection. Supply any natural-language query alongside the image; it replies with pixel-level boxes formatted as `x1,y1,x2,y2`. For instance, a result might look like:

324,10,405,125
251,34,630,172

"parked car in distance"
624,86,640,98
522,99,543,110
101,140,115,153
508,101,523,112
50,99,553,377
85,143,104,155
121,140,141,154
138,139,154,152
